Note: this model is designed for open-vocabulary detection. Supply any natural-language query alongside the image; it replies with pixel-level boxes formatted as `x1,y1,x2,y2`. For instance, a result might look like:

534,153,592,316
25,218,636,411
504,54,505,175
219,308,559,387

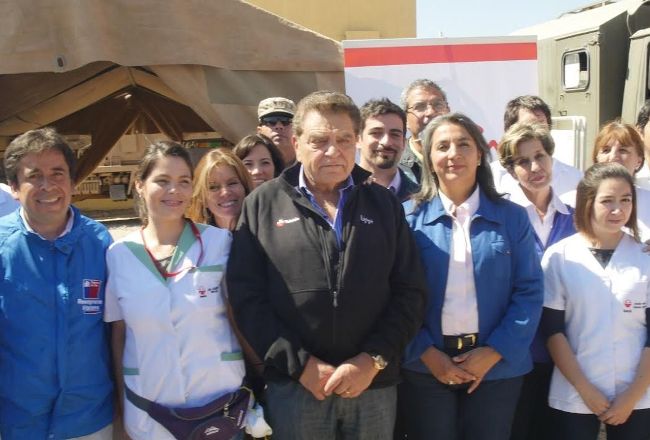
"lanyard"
141,220,204,278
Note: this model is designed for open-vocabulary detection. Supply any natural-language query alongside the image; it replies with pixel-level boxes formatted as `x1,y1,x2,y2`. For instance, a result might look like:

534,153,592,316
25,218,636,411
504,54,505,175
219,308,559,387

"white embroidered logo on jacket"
360,215,374,225
275,217,300,228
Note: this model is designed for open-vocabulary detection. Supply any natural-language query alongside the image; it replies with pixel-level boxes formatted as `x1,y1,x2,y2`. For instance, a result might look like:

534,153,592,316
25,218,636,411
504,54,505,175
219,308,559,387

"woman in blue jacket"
497,122,576,440
398,113,544,440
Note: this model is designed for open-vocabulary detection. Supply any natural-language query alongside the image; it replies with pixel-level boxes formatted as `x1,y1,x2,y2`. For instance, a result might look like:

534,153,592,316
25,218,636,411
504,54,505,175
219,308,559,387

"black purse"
125,383,251,440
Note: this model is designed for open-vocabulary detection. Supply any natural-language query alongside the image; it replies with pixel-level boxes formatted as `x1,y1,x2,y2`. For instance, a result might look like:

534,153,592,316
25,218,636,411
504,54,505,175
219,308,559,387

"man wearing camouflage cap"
257,97,296,166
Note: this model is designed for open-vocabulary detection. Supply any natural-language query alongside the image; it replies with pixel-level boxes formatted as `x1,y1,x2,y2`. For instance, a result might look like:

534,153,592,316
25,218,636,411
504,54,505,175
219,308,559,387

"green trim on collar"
170,222,196,270
194,222,209,233
220,351,244,361
123,241,166,284
123,366,140,376
194,264,224,273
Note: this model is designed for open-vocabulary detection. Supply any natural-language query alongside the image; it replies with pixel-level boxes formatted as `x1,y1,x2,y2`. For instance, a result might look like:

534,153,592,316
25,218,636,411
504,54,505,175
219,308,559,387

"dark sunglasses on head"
260,116,292,127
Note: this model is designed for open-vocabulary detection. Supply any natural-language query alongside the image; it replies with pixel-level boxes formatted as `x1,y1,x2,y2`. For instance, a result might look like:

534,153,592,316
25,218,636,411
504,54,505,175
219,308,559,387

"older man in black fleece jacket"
227,91,426,440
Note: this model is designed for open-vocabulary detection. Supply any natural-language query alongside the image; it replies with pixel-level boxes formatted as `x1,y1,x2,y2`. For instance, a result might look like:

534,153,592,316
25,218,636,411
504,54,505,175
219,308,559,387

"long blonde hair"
186,148,253,225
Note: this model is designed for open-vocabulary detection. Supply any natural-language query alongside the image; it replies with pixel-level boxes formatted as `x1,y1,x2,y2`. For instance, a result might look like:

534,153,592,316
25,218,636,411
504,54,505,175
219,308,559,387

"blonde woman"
187,148,253,231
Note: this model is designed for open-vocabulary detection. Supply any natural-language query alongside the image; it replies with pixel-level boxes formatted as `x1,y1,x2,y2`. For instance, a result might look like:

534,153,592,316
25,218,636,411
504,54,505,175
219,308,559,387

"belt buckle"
457,334,476,350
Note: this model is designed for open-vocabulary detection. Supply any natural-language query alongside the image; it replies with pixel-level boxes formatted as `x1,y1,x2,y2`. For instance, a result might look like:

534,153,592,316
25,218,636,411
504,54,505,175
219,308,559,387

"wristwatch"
368,353,388,370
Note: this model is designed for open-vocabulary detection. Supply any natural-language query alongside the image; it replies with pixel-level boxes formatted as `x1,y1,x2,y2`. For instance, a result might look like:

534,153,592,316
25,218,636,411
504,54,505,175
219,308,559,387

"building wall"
246,0,416,41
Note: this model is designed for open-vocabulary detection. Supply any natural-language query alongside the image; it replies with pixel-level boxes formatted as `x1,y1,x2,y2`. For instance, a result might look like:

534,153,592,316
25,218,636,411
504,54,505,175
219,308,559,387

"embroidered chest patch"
77,279,103,314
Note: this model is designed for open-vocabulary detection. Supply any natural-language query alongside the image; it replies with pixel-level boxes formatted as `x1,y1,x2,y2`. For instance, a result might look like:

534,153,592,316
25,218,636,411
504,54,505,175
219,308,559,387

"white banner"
343,36,538,153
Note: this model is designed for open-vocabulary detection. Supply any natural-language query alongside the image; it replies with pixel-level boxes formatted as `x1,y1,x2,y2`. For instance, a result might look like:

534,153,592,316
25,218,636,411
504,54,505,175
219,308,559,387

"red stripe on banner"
344,43,537,67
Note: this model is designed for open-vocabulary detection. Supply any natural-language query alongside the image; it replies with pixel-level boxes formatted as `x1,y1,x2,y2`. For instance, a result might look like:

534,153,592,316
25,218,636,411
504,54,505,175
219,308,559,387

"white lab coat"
542,233,650,414
105,223,245,440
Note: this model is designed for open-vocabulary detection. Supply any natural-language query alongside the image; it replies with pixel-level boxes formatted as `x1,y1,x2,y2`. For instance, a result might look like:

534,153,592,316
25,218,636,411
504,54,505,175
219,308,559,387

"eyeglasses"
407,100,448,115
260,116,292,127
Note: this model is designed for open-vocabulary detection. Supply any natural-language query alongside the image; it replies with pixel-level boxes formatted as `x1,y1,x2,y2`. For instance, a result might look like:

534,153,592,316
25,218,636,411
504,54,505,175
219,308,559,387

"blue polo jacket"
0,208,113,439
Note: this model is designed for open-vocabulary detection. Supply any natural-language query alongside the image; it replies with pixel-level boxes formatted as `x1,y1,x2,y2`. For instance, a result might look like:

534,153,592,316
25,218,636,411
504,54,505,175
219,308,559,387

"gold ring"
448,380,455,385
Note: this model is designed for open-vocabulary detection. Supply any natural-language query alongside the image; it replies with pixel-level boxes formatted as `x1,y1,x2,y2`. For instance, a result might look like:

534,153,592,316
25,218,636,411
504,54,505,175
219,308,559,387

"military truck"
513,0,650,169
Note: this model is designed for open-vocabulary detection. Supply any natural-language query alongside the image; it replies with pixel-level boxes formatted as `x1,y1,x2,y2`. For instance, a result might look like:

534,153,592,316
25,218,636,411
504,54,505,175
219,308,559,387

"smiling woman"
399,113,544,440
233,134,284,188
105,141,252,439
187,148,253,231
541,163,650,440
591,120,650,241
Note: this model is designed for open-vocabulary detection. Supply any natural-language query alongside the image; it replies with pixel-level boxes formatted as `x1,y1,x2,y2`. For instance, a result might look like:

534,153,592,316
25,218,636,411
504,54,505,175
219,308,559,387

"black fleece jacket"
227,164,426,387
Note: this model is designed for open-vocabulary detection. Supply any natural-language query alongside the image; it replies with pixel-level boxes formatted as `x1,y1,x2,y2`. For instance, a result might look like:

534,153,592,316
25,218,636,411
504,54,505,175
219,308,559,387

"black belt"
443,333,478,350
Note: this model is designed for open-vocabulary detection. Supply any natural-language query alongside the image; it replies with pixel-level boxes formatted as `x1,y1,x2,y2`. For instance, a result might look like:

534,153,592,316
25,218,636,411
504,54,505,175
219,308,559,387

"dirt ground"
104,218,140,240
84,209,140,240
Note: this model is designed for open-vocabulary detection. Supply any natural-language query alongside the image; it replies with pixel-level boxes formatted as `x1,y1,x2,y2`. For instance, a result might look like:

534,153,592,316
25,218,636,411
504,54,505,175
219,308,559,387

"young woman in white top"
105,142,246,440
542,162,650,440
592,120,650,241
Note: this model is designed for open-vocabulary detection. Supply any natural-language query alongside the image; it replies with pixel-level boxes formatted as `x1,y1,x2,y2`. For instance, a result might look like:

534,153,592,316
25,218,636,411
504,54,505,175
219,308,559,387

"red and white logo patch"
78,279,103,314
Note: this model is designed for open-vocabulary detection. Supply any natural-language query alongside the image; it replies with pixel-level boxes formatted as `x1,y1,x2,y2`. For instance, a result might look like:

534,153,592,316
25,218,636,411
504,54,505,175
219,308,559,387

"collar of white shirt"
20,206,75,240
438,185,481,219
508,184,570,216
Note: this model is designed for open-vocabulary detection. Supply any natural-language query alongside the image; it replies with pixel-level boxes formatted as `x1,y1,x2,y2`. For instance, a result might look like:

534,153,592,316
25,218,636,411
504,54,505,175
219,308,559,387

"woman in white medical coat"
542,162,650,440
105,141,246,440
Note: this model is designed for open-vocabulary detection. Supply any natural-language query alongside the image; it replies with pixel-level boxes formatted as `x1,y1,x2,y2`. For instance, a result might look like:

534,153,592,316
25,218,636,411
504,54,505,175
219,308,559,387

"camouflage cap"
258,97,296,119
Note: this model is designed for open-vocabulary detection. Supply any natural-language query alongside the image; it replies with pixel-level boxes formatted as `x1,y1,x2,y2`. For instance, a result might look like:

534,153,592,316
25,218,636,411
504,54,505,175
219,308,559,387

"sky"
417,0,603,38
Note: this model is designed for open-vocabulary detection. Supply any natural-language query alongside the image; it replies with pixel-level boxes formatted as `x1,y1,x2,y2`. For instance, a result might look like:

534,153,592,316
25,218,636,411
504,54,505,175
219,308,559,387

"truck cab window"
563,50,589,90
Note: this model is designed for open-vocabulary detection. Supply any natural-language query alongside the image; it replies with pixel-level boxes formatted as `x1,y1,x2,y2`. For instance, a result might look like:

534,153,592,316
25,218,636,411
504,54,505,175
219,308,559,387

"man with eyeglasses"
257,97,297,167
399,79,450,183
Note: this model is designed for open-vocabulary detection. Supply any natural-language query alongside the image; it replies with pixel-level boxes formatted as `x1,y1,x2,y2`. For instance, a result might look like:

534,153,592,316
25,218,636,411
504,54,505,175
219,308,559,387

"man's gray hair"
400,79,448,110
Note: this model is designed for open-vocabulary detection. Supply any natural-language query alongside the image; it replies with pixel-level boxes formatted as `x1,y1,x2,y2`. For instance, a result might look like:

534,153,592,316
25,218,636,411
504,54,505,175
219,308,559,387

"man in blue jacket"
0,128,113,439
